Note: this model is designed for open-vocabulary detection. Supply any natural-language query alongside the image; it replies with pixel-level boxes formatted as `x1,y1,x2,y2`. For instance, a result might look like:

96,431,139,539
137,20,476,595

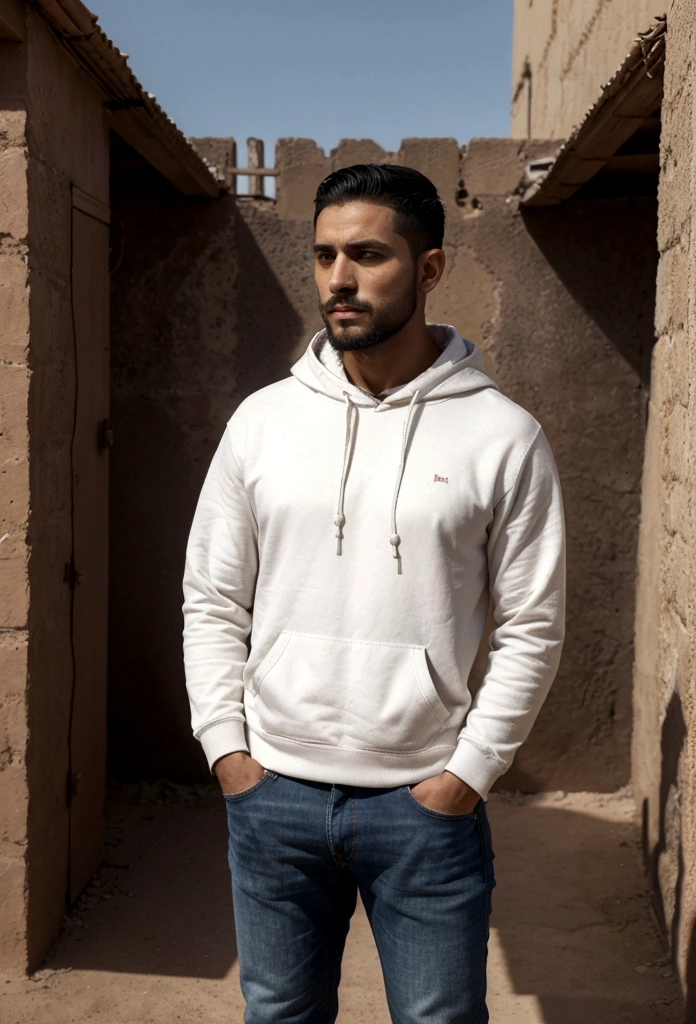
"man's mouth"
331,307,363,318
327,302,370,321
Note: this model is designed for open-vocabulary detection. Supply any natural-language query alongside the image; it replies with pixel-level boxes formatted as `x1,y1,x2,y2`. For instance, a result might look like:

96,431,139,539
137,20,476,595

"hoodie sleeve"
444,427,565,798
182,418,259,771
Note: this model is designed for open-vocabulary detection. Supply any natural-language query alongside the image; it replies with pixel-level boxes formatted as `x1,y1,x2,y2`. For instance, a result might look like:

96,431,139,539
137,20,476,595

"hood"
291,324,498,406
290,324,499,574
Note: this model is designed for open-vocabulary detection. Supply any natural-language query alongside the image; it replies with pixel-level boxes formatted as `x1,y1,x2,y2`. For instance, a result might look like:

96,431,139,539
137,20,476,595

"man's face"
314,201,419,352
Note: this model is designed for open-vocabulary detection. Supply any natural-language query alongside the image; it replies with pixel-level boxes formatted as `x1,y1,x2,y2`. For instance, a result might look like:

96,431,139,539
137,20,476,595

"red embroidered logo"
433,474,449,483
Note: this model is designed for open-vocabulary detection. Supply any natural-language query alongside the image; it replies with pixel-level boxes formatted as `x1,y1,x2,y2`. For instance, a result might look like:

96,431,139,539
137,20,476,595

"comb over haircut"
313,164,445,256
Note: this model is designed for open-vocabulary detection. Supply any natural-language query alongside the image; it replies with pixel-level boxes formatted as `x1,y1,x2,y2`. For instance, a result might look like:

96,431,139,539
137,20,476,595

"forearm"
446,428,566,797
182,420,259,769
183,573,252,767
447,627,564,796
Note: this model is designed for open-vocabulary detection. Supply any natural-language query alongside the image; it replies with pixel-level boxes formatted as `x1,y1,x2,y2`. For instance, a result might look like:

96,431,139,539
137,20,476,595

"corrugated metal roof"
520,16,666,207
30,0,222,197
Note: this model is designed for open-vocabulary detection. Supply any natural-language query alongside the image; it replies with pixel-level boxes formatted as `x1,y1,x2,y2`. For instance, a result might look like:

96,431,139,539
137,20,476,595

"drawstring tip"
390,534,402,574
334,514,346,557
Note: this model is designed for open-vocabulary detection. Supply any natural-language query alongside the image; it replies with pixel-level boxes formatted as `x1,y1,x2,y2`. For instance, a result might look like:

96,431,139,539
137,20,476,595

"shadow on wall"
521,198,658,389
108,167,304,782
487,196,658,794
642,689,695,1015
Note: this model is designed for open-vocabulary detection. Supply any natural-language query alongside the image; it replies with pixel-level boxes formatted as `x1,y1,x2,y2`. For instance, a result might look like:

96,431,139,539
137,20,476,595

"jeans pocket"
403,785,481,821
223,769,277,804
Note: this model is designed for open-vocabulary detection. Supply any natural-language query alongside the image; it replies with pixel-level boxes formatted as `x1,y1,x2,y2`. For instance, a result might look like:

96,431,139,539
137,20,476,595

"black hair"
313,163,445,255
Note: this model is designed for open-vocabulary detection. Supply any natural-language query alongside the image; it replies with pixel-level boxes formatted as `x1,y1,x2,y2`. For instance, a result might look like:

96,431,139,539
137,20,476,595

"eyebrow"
313,239,391,254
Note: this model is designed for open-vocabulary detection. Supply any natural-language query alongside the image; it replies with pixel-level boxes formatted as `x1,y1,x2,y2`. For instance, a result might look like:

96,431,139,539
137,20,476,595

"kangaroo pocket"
250,631,450,753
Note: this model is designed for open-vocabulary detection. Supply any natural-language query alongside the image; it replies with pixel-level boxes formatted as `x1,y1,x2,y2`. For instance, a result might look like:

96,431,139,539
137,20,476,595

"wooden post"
247,138,265,197
225,139,238,194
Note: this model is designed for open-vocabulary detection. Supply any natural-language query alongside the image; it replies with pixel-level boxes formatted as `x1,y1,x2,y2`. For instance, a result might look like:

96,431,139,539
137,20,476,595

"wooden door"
67,186,111,902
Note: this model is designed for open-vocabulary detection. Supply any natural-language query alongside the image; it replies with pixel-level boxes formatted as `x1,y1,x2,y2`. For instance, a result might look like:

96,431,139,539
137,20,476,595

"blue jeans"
225,771,495,1024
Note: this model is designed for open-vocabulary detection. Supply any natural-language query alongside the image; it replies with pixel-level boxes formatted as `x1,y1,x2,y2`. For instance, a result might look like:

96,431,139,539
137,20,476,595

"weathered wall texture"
25,9,109,970
511,0,660,139
0,35,30,976
633,0,696,1004
0,8,110,973
109,135,655,793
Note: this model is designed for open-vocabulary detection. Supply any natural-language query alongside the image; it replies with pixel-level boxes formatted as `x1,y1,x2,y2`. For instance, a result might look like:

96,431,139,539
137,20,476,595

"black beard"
319,292,418,353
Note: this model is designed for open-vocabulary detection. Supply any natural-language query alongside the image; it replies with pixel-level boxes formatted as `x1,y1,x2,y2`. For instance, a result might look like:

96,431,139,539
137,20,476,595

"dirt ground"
0,787,684,1023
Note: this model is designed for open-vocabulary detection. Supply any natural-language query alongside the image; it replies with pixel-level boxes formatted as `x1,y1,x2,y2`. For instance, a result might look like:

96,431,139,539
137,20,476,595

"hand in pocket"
409,771,480,815
214,751,265,796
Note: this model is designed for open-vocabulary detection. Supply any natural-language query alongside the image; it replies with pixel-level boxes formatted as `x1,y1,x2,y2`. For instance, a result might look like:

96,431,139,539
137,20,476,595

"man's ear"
418,249,446,294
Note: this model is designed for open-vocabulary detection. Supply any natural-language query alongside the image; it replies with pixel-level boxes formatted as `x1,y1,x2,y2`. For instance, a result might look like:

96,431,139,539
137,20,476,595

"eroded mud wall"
0,7,111,973
109,136,655,793
633,0,696,1003
0,33,30,975
511,0,659,139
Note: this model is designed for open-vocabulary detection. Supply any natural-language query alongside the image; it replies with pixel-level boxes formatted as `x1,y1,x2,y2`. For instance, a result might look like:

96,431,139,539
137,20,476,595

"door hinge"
66,770,82,808
64,559,84,590
98,419,114,450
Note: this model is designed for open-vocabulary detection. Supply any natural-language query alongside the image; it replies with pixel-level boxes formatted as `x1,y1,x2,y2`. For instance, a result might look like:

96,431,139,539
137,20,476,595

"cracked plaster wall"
633,0,696,1002
109,135,655,798
511,0,660,139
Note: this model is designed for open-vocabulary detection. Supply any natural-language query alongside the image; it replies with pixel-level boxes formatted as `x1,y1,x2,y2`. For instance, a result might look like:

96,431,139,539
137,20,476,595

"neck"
341,317,440,397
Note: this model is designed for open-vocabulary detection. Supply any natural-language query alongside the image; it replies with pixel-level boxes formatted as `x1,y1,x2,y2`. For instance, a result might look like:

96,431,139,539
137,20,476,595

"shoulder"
445,387,545,465
231,376,298,422
451,388,556,498
478,388,543,443
222,376,308,461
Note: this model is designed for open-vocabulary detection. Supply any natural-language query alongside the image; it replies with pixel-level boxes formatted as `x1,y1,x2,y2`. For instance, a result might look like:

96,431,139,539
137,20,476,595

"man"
183,164,565,1023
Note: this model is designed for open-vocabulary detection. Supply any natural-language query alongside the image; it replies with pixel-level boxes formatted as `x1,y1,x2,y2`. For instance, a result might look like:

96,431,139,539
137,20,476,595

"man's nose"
329,254,357,294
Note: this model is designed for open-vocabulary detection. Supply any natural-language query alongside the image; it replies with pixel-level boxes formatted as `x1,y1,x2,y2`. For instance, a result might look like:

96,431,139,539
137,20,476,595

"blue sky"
95,0,514,161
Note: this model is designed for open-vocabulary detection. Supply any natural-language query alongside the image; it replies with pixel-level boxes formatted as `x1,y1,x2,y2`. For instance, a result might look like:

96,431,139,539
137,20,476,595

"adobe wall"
511,0,660,139
109,134,656,794
0,7,110,973
0,34,30,976
24,7,110,971
633,0,696,1003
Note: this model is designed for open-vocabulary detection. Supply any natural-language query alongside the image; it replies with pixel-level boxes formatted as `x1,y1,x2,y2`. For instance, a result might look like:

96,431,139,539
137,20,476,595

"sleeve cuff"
197,718,249,772
444,737,508,800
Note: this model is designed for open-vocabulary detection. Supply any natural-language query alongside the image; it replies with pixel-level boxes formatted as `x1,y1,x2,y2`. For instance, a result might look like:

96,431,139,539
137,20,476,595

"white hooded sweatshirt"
183,325,565,798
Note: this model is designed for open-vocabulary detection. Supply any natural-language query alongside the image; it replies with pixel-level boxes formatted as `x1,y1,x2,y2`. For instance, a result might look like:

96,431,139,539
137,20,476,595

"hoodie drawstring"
334,389,421,572
335,392,356,555
389,390,420,574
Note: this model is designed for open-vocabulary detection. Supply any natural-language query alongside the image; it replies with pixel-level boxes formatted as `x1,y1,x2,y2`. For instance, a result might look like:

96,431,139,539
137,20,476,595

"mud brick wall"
511,0,659,139
632,0,696,1001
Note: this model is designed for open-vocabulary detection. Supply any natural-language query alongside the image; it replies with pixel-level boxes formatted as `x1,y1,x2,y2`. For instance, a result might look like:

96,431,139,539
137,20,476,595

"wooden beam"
225,167,279,176
601,153,660,174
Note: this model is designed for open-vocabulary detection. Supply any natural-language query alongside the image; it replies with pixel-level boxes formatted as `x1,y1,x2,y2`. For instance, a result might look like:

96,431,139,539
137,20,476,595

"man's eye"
316,253,334,263
357,251,377,260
